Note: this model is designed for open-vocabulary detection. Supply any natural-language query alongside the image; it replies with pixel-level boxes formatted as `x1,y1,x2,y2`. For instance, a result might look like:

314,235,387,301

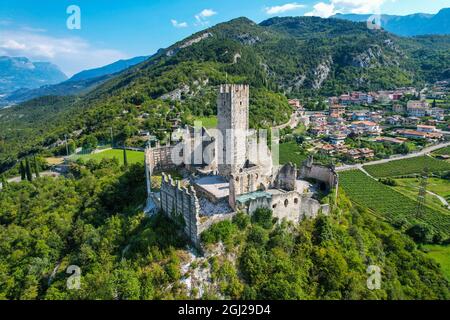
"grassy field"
423,245,450,282
433,146,450,157
194,116,217,129
363,156,450,178
339,170,450,238
393,178,450,213
293,123,307,135
150,170,184,192
70,149,144,165
278,141,308,167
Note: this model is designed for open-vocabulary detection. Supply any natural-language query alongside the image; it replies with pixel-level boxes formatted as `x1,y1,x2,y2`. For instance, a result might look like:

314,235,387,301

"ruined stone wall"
228,166,272,209
160,173,201,246
299,157,338,189
270,191,303,222
238,190,329,224
299,194,330,219
183,126,217,172
145,144,177,174
274,163,297,191
217,84,249,177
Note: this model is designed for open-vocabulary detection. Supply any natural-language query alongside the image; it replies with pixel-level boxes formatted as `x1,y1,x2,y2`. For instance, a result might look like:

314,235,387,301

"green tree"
82,135,98,151
1,175,7,190
33,156,40,178
123,147,128,168
25,158,33,182
20,161,26,181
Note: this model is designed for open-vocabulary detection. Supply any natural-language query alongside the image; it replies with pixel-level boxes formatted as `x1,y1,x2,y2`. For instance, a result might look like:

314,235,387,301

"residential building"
406,100,430,117
359,148,375,159
375,137,407,145
350,121,382,136
310,113,327,126
352,112,368,121
288,99,301,110
385,115,404,125
392,104,405,114
397,129,443,141
416,125,436,133
329,105,346,117
329,133,347,145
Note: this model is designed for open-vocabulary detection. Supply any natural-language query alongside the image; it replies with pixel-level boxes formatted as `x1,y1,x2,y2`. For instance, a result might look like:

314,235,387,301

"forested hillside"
1,16,449,173
0,160,448,299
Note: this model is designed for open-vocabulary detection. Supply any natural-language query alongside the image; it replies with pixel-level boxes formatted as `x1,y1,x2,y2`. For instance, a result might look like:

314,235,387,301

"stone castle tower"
217,84,249,177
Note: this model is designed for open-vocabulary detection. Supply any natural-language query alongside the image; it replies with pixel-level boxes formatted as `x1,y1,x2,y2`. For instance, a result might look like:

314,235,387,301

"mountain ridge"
332,7,450,36
0,55,151,107
0,56,67,94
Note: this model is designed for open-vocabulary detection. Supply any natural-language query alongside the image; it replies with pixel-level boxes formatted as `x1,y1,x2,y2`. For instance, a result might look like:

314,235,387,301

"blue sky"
1,0,449,76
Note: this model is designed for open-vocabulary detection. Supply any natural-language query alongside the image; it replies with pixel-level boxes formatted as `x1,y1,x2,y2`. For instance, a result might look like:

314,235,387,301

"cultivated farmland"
339,170,450,239
363,156,450,178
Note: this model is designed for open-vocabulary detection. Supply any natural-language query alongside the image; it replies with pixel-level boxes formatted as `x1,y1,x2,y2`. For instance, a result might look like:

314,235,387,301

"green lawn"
71,149,144,165
278,141,308,167
426,99,445,104
293,123,307,135
194,116,217,129
364,156,450,178
423,245,450,282
433,146,450,157
393,178,450,213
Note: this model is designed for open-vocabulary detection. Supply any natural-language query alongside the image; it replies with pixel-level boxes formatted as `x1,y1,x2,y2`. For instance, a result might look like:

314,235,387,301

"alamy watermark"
66,265,81,290
66,5,81,30
168,123,280,167
366,265,381,290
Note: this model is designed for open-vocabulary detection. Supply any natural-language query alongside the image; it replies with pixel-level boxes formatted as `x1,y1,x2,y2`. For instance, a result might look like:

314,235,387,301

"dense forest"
0,160,448,299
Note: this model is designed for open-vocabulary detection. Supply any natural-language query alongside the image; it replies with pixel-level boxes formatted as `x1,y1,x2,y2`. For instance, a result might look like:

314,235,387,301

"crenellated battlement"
219,83,249,95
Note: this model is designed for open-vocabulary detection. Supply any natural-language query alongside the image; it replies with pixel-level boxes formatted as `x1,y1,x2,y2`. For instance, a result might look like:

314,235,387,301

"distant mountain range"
68,56,148,82
333,8,450,36
0,55,149,107
0,56,67,94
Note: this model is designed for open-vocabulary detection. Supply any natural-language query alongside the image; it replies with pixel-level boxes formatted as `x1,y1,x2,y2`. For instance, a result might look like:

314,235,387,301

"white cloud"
333,0,385,14
305,2,336,18
1,39,27,50
171,19,188,28
195,9,218,25
0,29,127,76
265,3,305,15
305,0,386,18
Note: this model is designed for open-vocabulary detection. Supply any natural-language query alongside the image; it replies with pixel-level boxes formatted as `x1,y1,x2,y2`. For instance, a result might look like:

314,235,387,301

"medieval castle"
145,84,338,248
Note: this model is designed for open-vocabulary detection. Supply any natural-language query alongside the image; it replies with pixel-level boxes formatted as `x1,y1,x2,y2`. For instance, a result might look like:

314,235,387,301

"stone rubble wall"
160,173,201,247
299,157,338,189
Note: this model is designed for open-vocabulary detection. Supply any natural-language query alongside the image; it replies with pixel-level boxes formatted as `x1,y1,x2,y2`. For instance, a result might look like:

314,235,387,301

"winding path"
427,191,450,209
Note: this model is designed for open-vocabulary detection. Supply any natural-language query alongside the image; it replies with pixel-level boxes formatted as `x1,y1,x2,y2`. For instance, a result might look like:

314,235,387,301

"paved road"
1,171,61,189
273,111,300,130
427,191,450,209
335,141,450,172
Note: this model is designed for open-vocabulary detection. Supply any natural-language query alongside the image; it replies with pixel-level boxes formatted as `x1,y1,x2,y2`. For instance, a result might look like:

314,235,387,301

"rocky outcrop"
159,84,190,101
167,32,213,57
312,57,332,90
235,33,261,45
